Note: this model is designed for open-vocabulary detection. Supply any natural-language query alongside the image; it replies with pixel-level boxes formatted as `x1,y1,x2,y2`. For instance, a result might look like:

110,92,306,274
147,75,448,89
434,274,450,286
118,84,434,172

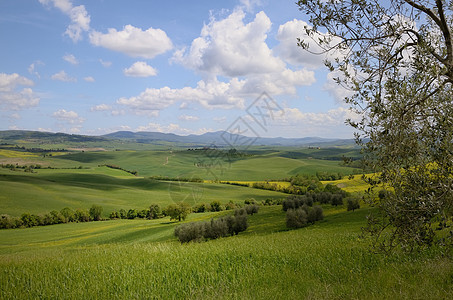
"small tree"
286,208,308,229
166,202,192,222
347,198,360,212
60,207,75,223
209,200,222,212
119,209,127,219
148,204,161,219
89,205,103,221
127,209,137,219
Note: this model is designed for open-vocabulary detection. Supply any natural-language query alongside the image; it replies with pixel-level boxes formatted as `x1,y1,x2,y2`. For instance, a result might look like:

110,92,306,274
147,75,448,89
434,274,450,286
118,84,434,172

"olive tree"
297,0,453,252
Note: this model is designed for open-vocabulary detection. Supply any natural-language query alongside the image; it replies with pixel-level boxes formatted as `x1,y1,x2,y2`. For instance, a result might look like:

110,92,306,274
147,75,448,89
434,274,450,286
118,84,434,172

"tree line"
174,205,259,243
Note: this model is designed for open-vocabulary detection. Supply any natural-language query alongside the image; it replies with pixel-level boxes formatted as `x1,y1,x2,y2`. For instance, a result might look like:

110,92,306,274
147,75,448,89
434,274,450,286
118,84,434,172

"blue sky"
0,0,357,138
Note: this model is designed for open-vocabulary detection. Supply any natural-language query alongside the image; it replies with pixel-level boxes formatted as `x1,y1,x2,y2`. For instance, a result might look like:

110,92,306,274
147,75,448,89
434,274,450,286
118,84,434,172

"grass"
322,174,372,193
1,206,452,299
0,168,288,217
1,147,451,298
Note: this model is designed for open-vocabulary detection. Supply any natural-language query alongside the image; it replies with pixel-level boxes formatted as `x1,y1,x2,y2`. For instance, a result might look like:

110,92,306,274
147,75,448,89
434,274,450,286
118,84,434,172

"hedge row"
174,206,258,243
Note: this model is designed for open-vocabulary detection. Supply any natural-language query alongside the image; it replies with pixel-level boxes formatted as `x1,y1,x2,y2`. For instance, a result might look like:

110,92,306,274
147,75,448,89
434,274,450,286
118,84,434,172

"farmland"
1,132,452,299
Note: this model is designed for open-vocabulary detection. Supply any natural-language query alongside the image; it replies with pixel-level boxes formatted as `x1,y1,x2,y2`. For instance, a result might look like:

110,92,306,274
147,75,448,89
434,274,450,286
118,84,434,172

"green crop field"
1,144,451,299
1,206,452,299
0,167,287,217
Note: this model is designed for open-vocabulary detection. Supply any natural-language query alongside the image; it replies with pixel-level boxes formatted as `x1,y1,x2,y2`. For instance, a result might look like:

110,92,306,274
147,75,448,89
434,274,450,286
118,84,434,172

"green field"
0,146,360,181
1,144,451,299
0,167,287,217
1,206,452,299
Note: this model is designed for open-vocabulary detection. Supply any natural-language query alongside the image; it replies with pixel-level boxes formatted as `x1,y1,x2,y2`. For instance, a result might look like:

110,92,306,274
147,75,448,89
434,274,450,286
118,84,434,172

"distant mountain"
0,130,355,147
0,130,108,143
102,131,354,147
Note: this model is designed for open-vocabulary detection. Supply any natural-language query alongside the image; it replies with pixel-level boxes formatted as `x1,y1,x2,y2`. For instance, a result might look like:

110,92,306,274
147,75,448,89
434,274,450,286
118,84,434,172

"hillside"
0,130,356,148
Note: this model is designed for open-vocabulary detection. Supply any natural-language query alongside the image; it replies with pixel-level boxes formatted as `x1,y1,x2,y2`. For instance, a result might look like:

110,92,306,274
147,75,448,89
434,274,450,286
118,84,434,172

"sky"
0,0,358,139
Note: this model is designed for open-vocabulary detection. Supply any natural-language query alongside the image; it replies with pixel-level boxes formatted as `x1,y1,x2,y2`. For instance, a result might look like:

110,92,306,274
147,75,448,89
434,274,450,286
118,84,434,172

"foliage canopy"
297,0,453,252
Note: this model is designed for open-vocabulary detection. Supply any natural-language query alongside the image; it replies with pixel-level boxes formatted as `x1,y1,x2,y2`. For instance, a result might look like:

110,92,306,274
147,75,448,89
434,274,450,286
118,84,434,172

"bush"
89,205,103,221
286,204,324,229
148,204,161,219
347,198,360,212
127,209,137,219
166,202,192,222
282,195,313,211
286,208,308,229
244,198,256,205
119,209,127,219
225,201,236,210
244,204,259,215
74,209,90,222
175,207,251,243
209,201,223,212
307,205,324,223
331,194,344,206
174,222,205,243
193,203,208,213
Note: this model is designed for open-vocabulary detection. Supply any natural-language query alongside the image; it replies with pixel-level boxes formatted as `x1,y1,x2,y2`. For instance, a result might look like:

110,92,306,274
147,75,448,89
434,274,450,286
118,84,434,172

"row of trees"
174,207,257,243
0,205,103,229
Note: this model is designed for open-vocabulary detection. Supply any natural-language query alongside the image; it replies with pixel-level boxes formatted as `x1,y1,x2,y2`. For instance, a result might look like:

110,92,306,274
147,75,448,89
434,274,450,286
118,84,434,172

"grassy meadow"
1,206,453,299
1,142,452,299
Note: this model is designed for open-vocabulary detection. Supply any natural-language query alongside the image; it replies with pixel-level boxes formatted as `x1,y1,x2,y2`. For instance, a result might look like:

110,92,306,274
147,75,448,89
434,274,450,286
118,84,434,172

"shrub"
174,207,251,243
225,201,236,210
119,209,127,219
231,214,248,235
175,222,205,243
204,218,229,240
307,205,324,223
331,194,344,206
148,204,161,219
286,208,308,229
74,209,90,222
209,201,223,212
245,204,259,215
89,205,103,221
347,198,360,212
244,198,256,205
166,202,192,222
127,209,137,219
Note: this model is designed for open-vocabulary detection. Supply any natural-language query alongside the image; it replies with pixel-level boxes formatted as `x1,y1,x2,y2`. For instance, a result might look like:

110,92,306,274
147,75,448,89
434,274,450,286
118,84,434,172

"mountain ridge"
0,130,355,147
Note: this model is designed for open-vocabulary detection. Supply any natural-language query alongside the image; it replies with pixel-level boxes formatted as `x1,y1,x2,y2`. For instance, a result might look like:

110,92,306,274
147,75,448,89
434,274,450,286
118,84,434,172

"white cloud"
51,70,77,82
174,10,284,77
213,116,227,123
123,61,157,77
239,0,262,12
99,59,112,67
261,106,360,138
39,0,90,42
275,19,344,69
323,70,355,102
168,9,315,110
117,78,246,113
179,114,200,121
10,113,21,120
28,61,44,78
63,53,78,65
84,76,95,82
90,104,111,112
276,106,360,126
52,109,84,124
90,25,173,59
0,73,40,110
